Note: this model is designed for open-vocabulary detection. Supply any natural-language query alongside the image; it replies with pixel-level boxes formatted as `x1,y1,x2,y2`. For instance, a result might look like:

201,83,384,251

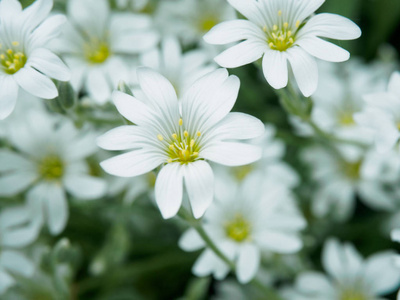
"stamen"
296,20,301,28
157,134,164,141
184,131,189,137
11,41,19,46
179,118,183,126
172,133,178,140
273,24,278,31
283,22,289,28
197,131,201,137
278,10,282,16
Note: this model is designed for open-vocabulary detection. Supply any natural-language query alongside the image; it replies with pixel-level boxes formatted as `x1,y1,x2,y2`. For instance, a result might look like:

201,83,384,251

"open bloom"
179,173,305,283
97,68,264,219
0,109,107,235
355,72,400,153
54,0,158,104
0,0,70,119
204,0,361,96
286,239,400,300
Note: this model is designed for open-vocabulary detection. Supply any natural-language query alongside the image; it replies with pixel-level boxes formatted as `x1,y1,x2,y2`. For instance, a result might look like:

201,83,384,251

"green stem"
178,208,282,300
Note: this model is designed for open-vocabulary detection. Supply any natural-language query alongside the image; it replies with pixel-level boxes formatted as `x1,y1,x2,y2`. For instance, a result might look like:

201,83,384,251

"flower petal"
100,149,165,177
236,243,260,283
29,14,67,47
298,13,362,40
112,91,156,126
178,228,205,251
0,76,18,120
255,231,303,253
27,48,71,81
86,68,111,104
20,0,52,30
209,112,265,141
297,37,350,62
201,142,262,166
287,47,318,97
214,40,267,68
0,171,37,197
262,50,288,90
204,20,265,45
97,125,151,151
227,0,264,26
14,67,58,99
0,150,35,172
184,161,214,219
64,175,107,200
155,163,184,219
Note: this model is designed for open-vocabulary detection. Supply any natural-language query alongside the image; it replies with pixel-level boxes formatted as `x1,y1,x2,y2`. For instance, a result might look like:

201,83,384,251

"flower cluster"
0,0,400,299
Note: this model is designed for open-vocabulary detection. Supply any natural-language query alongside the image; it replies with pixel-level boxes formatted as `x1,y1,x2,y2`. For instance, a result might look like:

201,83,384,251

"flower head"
179,173,305,283
0,109,107,235
98,68,264,219
355,72,400,153
0,0,70,120
204,0,361,96
55,0,159,104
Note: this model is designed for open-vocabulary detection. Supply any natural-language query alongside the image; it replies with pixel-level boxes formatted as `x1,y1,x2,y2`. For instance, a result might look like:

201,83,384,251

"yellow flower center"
340,289,367,300
339,112,355,126
343,160,362,180
0,41,27,74
84,40,110,64
225,214,251,242
157,118,201,164
39,156,64,180
232,165,254,181
264,10,301,51
200,16,218,32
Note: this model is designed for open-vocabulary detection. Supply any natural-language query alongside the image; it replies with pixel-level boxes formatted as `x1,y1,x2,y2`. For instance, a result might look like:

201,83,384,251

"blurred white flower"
179,173,305,283
204,0,361,96
0,0,70,120
54,0,159,104
286,238,400,300
155,0,235,46
138,36,216,99
0,110,107,235
302,146,398,221
0,205,36,295
98,68,264,219
355,72,400,153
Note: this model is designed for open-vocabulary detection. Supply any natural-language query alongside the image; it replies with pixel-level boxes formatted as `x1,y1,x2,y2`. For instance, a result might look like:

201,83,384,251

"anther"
263,25,267,32
0,54,5,60
167,158,173,163
278,10,282,16
196,131,201,137
157,134,164,141
11,41,19,46
273,24,278,31
190,139,195,147
296,20,301,28
172,133,178,140
7,49,12,55
184,131,188,137
179,118,183,126
169,144,174,150
283,22,289,28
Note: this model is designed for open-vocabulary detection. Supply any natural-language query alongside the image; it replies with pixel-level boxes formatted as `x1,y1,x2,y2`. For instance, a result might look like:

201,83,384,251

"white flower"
291,59,391,147
0,205,37,295
355,72,400,153
54,0,159,104
286,238,400,300
139,36,216,98
115,0,148,11
302,146,398,221
204,0,361,97
97,68,264,219
0,110,107,235
155,0,235,46
179,173,306,283
0,0,70,120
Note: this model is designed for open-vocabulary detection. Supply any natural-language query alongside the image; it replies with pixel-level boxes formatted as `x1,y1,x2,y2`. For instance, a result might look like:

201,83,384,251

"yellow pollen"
0,54,4,59
157,134,164,141
11,41,19,46
193,152,198,156
0,46,26,74
179,118,183,126
5,61,11,66
190,139,195,147
284,22,289,28
167,158,173,163
273,24,278,31
39,156,64,180
85,40,110,64
296,20,301,27
169,144,175,150
172,133,178,140
6,49,12,55
184,131,189,137
287,31,292,37
278,10,282,16
225,214,251,242
263,25,267,32
196,131,201,137
266,19,296,51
